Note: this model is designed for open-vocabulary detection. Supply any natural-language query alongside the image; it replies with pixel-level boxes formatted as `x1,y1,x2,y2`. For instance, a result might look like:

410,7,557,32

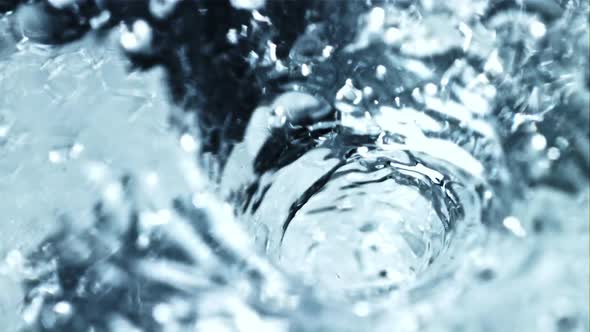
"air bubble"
180,133,198,152
529,21,546,39
120,20,153,54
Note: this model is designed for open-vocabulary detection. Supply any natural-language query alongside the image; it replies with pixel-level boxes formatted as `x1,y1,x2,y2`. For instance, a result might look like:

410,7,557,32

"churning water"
0,1,588,331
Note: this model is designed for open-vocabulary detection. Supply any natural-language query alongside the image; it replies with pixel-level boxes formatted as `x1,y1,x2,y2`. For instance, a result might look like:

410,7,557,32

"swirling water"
0,1,588,332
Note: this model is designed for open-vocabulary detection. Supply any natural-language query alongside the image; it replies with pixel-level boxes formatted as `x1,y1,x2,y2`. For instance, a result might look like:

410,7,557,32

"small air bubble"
384,27,402,45
547,147,560,160
367,7,385,33
503,216,526,237
376,65,387,80
226,29,239,44
529,21,546,39
145,172,159,187
53,302,72,316
230,0,265,10
89,10,111,29
137,234,150,248
48,150,64,164
153,303,173,323
424,83,438,95
180,134,197,152
363,86,374,97
312,230,326,242
149,0,180,19
48,0,75,9
140,209,172,227
301,63,312,77
531,134,547,151
484,50,504,75
555,136,569,149
5,249,24,272
0,125,10,138
458,22,473,51
411,87,423,102
69,143,84,159
322,45,334,58
252,10,271,24
120,20,153,53
353,301,370,317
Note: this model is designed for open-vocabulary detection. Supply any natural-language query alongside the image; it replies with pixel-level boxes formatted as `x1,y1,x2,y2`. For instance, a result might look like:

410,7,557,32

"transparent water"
0,1,588,331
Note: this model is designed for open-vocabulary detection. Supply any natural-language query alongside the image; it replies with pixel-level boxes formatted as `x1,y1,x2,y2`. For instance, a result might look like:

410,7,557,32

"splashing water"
0,0,588,331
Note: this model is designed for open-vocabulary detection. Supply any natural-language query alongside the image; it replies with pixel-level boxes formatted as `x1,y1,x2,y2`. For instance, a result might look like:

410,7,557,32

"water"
0,1,588,331
222,89,493,300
